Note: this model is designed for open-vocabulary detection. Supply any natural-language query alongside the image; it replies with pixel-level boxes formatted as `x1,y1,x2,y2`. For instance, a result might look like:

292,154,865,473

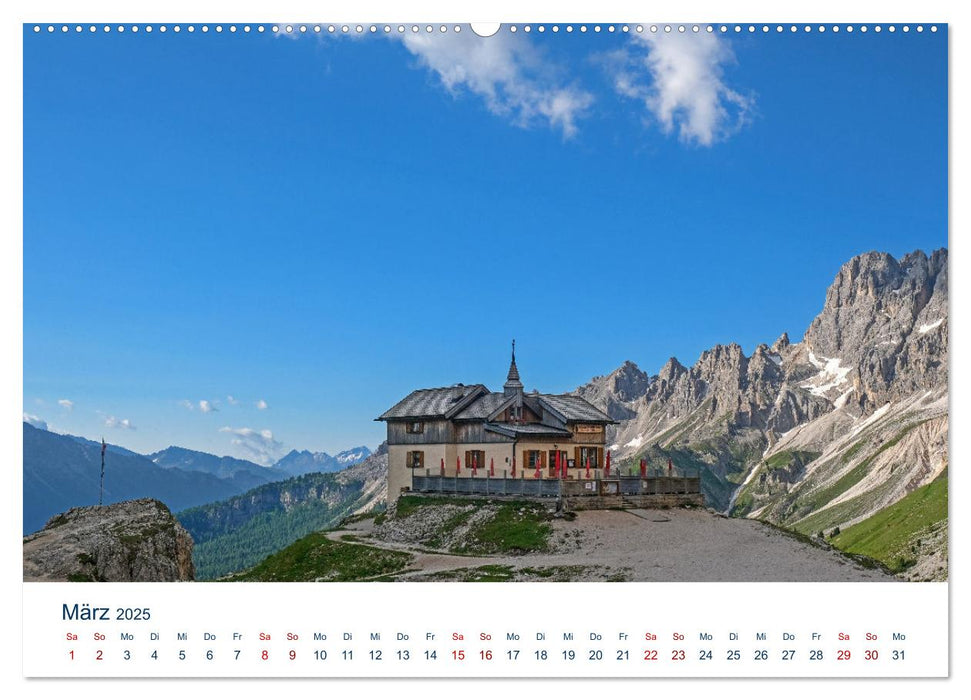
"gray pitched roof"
377,385,615,424
538,394,614,423
452,392,512,420
376,384,487,420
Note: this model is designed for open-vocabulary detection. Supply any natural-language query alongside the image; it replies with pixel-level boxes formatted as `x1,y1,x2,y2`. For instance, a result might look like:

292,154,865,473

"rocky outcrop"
23,498,194,582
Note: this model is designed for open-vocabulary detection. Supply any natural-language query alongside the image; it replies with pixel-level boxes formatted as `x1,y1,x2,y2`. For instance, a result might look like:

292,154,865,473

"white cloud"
227,395,239,406
608,32,753,146
57,399,74,411
219,426,284,465
104,415,135,430
399,29,593,138
256,399,268,410
23,413,48,430
182,399,218,413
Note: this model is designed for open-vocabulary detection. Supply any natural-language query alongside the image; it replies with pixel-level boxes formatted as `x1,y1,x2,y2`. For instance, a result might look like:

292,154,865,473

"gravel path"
332,508,896,582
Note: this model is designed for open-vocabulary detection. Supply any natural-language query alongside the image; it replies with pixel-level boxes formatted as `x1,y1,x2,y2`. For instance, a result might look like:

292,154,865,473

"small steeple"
503,339,524,399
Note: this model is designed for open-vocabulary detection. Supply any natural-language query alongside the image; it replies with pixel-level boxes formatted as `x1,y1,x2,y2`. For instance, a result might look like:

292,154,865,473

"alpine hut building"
376,343,617,500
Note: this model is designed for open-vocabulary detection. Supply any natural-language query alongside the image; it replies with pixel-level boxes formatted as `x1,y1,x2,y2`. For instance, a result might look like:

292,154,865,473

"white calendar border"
4,0,964,697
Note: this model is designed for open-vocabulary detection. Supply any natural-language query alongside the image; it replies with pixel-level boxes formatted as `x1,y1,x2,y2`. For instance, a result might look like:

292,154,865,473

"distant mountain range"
273,446,373,476
23,424,245,534
22,423,374,535
149,446,291,484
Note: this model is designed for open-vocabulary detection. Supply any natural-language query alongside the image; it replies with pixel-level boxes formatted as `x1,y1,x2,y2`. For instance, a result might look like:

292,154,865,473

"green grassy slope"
393,496,554,554
830,471,947,573
228,534,412,582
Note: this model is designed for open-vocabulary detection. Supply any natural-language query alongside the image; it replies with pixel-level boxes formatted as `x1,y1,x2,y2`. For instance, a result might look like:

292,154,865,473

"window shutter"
419,451,425,469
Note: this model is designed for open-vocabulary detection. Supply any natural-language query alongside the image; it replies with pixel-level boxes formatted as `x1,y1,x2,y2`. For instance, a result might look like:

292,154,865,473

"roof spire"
504,339,524,398
507,339,521,382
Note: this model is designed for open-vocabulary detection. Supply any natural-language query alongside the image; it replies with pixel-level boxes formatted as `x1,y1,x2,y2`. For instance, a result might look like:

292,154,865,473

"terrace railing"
410,472,701,498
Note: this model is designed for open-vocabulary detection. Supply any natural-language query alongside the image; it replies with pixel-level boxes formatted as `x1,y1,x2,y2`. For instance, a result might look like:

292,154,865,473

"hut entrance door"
548,450,568,477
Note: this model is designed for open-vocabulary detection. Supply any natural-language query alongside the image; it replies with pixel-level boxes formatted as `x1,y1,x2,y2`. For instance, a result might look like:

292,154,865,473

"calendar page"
11,0,962,696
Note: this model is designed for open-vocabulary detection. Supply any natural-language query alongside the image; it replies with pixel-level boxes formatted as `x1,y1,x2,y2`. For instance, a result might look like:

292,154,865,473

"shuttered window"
578,446,601,469
524,450,544,468
408,451,424,469
464,450,485,469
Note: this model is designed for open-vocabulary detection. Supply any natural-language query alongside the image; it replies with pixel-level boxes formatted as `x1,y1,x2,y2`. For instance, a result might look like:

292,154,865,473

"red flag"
489,457,494,477
640,458,646,478
585,456,591,480
605,450,611,477
472,452,478,476
440,457,445,476
457,455,461,475
534,453,541,479
555,450,560,479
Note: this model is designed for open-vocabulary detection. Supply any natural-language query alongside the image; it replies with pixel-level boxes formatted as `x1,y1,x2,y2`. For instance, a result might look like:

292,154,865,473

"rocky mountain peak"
604,360,652,402
803,248,948,409
573,360,652,421
658,356,686,382
772,332,790,353
694,343,748,387
748,343,783,379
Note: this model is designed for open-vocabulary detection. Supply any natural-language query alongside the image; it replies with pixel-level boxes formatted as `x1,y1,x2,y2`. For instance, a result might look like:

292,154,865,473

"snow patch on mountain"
801,351,852,397
624,434,646,450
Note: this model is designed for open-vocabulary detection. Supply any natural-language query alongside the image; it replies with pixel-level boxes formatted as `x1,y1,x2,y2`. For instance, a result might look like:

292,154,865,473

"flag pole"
99,436,106,506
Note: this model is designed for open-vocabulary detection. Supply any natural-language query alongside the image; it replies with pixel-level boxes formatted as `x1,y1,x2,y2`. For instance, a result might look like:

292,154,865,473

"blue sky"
23,24,947,463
